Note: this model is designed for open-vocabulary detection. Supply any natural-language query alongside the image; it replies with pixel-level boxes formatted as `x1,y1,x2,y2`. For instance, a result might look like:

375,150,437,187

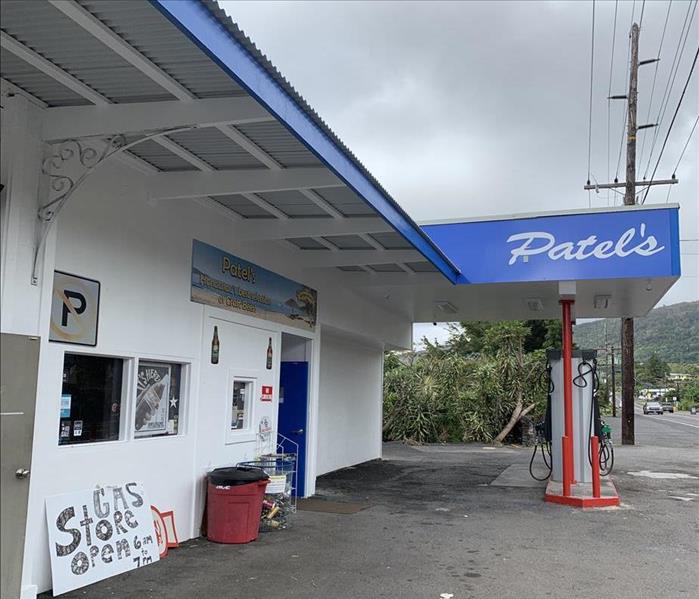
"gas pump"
528,297,620,507
530,351,616,485
550,349,597,483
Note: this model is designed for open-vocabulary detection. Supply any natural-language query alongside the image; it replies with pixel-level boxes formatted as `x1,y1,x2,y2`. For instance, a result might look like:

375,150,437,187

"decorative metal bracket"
39,136,126,223
32,136,126,285
31,126,197,285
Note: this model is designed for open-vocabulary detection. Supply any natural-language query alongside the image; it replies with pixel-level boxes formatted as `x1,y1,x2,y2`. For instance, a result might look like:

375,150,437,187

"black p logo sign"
61,290,87,326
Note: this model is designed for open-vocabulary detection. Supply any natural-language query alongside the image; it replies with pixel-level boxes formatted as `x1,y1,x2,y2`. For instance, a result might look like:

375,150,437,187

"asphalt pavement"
45,412,698,599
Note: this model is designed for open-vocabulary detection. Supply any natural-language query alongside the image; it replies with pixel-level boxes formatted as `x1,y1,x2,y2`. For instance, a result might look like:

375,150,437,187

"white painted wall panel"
0,97,408,596
316,331,383,476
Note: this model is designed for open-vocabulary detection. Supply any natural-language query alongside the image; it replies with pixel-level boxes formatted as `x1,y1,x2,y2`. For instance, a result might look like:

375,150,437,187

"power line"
607,0,619,207
587,0,596,206
643,0,697,178
666,113,698,203
638,0,673,170
639,0,646,29
671,113,698,175
642,44,699,204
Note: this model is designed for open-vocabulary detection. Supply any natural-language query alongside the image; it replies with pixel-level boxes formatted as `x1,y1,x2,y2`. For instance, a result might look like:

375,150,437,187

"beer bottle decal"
266,337,273,370
211,326,220,364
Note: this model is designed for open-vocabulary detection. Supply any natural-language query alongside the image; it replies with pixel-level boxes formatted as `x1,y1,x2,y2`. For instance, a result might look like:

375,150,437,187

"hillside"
573,301,699,363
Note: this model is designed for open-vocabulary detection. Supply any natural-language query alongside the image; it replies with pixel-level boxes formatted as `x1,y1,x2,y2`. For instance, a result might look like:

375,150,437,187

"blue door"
278,361,309,497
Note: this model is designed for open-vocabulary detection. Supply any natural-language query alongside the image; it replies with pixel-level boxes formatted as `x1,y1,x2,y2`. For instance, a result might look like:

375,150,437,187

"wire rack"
238,434,298,530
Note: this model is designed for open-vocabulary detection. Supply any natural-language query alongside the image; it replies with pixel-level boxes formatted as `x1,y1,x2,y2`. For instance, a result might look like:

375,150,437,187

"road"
603,405,699,448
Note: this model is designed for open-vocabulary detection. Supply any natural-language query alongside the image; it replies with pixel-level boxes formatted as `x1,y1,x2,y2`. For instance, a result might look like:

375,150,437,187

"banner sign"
191,240,317,331
50,271,100,346
422,206,680,284
46,482,159,595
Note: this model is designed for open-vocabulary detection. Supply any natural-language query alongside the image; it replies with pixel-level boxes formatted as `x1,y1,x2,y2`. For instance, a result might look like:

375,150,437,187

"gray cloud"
223,0,698,305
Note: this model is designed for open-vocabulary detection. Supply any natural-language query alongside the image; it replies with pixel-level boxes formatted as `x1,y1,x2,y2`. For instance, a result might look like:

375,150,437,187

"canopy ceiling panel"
77,0,247,99
126,138,199,172
1,0,175,103
235,121,324,169
256,190,331,219
213,194,276,219
312,187,379,218
167,127,266,170
0,49,89,106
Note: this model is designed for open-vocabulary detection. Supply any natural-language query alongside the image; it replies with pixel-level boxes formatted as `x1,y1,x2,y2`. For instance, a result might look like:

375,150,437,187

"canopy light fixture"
593,294,612,309
526,298,544,312
435,300,458,314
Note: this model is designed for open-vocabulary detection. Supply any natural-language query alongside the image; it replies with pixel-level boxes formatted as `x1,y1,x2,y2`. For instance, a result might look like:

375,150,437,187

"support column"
0,94,51,336
560,299,574,496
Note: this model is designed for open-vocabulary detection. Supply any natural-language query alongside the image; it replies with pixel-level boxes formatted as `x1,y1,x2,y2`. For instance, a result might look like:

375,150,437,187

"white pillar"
0,95,53,336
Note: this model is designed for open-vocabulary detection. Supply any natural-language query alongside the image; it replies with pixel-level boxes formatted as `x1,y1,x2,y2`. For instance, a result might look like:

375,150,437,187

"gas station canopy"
413,203,681,321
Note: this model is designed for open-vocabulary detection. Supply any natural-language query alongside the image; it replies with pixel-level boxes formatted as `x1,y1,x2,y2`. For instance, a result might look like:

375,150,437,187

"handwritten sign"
46,482,159,595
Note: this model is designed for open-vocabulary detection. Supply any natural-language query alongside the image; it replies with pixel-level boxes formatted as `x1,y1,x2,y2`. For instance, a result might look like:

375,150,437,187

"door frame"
278,329,317,498
279,358,311,497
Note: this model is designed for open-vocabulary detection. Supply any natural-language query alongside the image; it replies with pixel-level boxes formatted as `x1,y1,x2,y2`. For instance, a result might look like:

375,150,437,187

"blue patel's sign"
422,206,680,284
191,240,317,330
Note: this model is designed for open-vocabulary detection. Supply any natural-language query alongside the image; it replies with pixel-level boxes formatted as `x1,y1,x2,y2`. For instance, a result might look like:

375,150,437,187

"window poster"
135,362,171,437
46,481,159,595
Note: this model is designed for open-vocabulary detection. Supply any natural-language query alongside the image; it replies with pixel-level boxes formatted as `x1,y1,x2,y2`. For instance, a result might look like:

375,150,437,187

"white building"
0,1,681,597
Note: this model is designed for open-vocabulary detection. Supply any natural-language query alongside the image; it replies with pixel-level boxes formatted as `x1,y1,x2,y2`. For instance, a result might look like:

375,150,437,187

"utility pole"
621,23,639,446
585,22,677,442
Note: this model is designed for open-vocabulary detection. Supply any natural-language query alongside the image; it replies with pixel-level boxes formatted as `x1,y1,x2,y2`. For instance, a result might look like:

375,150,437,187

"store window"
59,354,124,445
135,361,183,438
230,379,253,434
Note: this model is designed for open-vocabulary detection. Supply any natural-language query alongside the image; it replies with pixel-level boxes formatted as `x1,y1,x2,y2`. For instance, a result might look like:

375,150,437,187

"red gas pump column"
560,299,575,497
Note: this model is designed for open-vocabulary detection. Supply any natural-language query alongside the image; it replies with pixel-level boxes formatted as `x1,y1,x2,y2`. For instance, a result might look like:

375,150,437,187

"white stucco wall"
0,96,404,597
316,330,384,476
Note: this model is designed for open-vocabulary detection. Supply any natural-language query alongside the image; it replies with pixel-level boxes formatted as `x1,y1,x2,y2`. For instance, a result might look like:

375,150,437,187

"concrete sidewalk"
45,437,698,599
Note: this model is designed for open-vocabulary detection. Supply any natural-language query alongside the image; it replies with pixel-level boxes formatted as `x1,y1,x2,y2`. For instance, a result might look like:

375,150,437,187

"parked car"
643,401,663,415
661,399,675,413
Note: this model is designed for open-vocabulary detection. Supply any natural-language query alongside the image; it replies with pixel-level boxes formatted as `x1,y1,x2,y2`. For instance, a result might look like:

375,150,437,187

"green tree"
523,320,562,352
678,380,699,410
443,322,490,355
638,353,670,385
445,319,562,356
382,321,548,444
483,322,547,443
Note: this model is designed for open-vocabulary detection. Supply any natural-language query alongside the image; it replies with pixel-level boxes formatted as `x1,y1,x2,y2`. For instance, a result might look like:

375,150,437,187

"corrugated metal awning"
0,0,459,282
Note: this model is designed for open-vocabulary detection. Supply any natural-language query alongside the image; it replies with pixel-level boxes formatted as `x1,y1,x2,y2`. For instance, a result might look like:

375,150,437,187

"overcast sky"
222,1,698,344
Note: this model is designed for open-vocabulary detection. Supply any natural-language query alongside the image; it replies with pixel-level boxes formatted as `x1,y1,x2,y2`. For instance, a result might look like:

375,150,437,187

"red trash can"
207,467,269,544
